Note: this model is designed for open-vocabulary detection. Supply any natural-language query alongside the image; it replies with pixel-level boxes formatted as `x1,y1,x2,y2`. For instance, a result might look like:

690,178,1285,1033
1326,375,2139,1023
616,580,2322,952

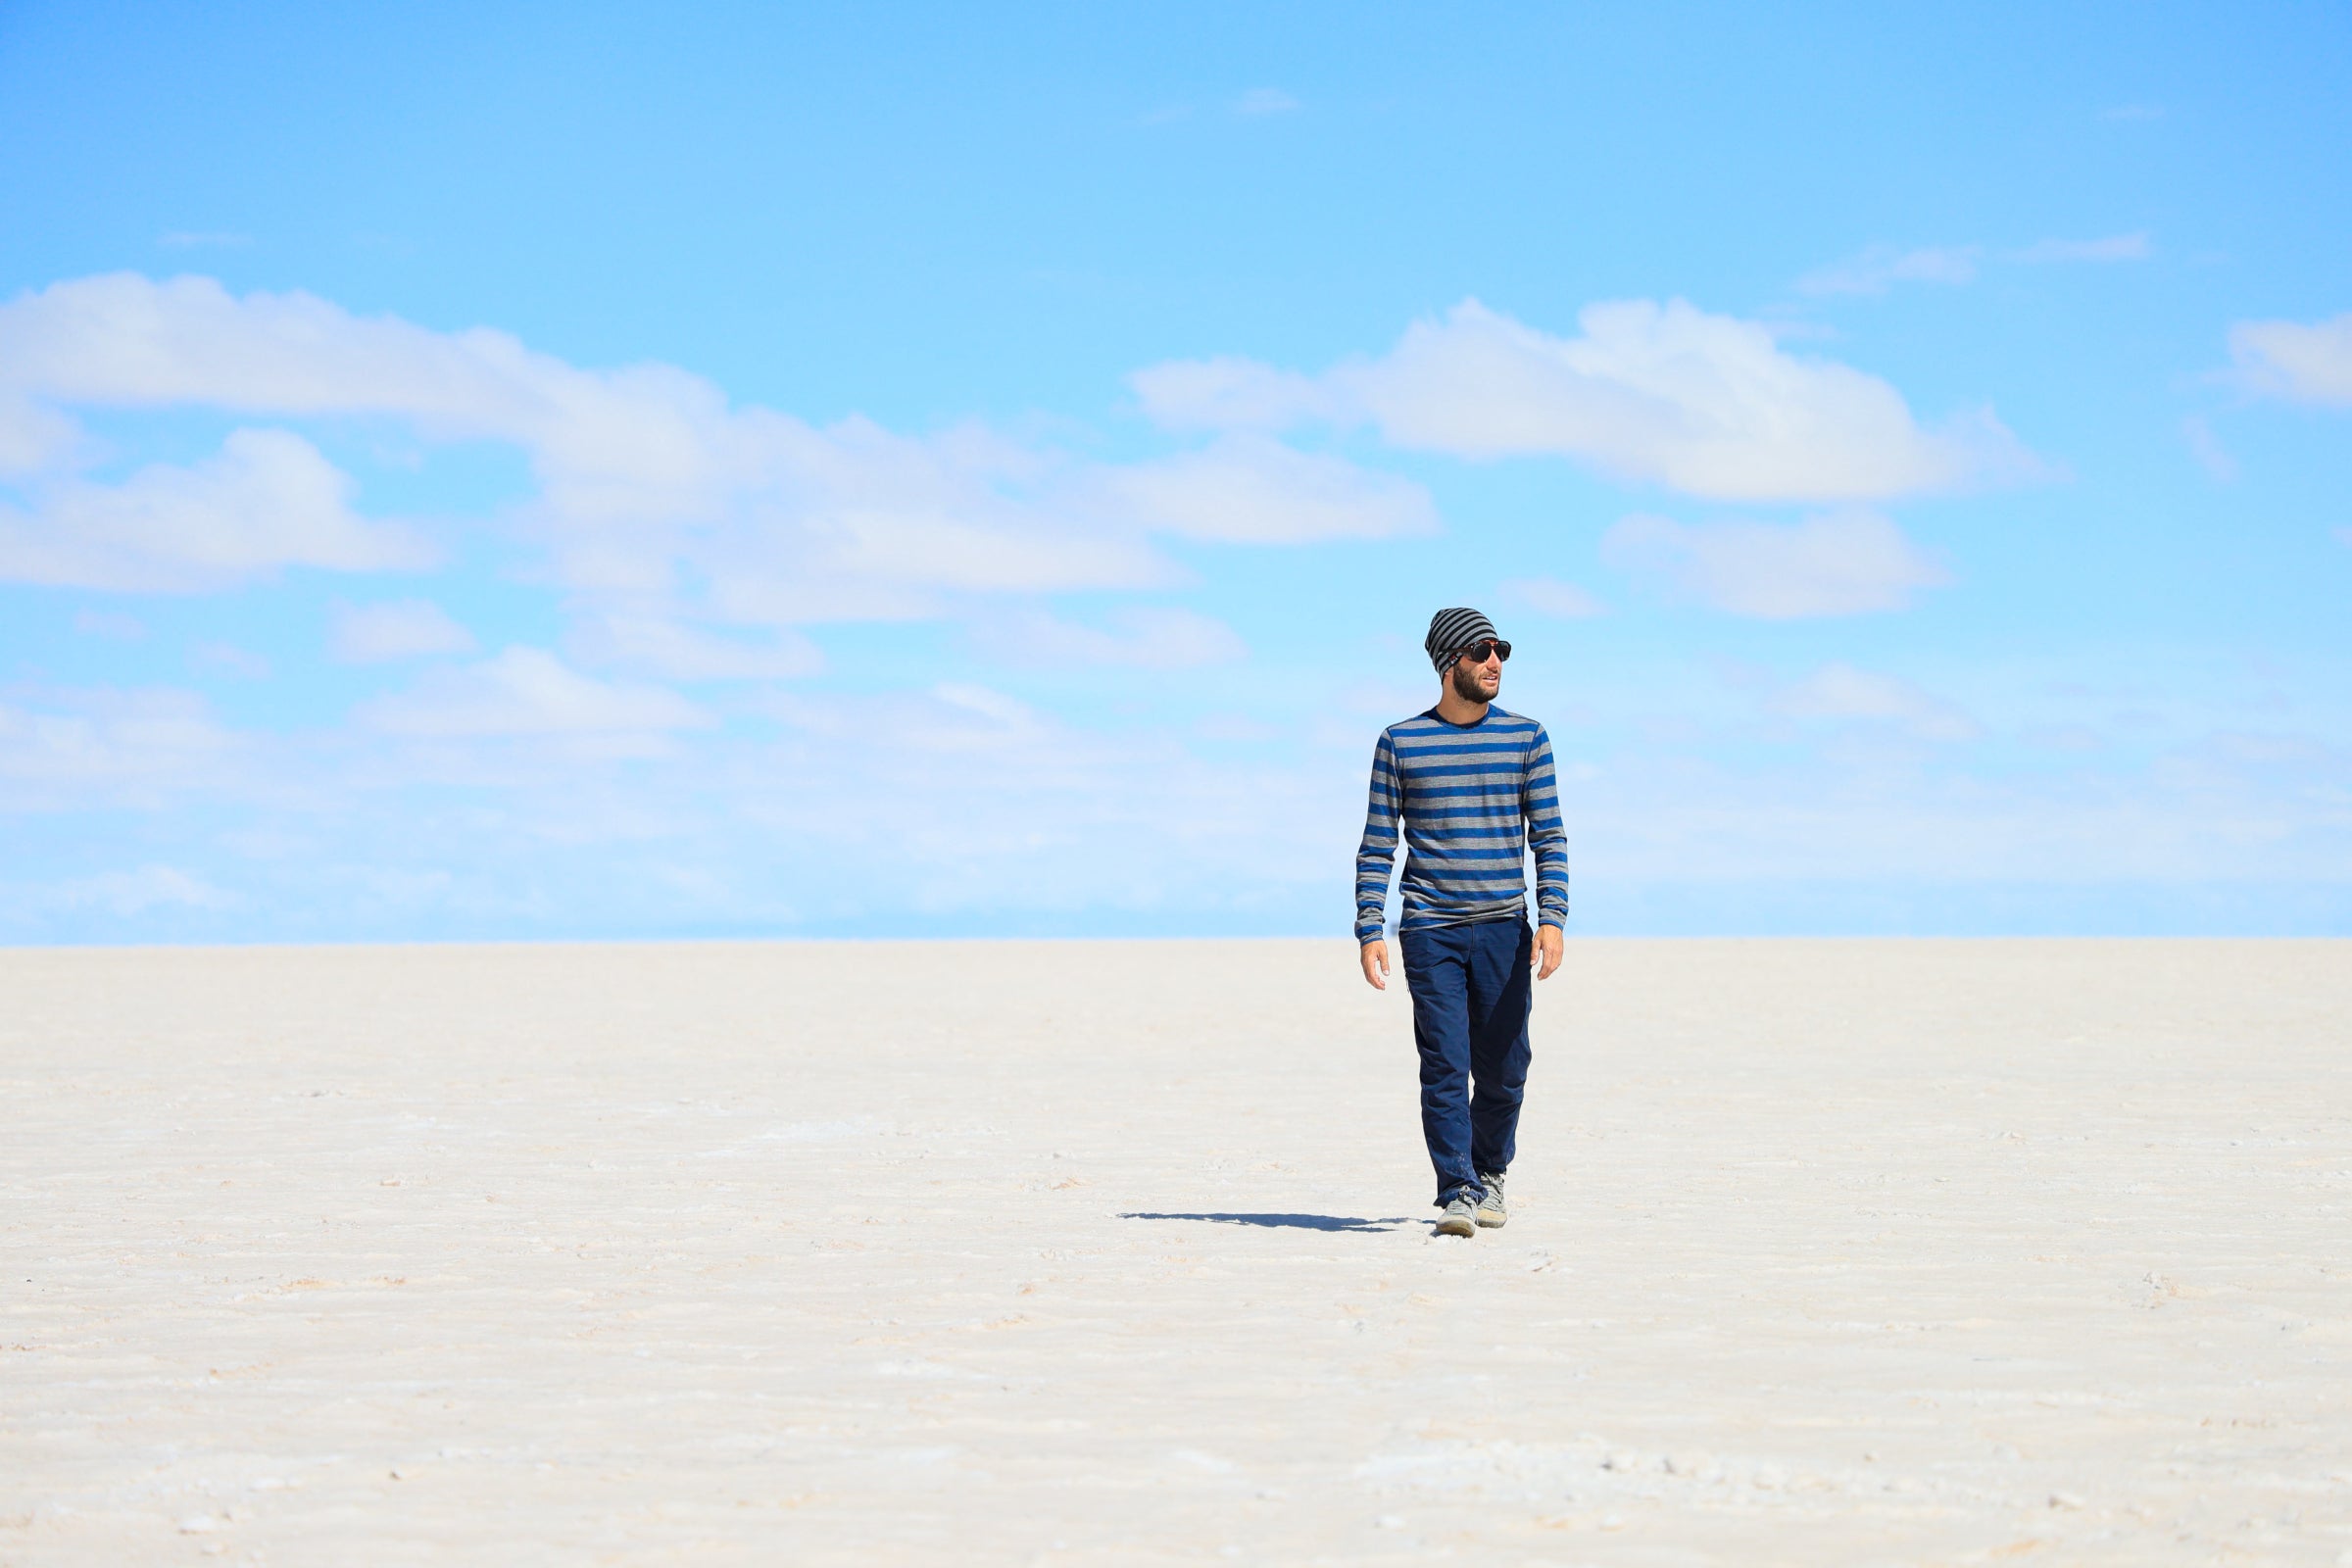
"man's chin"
1448,669,1501,705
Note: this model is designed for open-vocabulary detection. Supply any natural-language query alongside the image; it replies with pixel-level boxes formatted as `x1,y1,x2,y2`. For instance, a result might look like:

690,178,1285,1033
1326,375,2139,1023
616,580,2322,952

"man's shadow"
1120,1211,1415,1233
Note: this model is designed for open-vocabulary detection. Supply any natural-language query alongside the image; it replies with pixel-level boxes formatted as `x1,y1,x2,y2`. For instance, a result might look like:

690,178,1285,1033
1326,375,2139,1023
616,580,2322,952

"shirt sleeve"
1524,725,1571,929
1353,730,1401,943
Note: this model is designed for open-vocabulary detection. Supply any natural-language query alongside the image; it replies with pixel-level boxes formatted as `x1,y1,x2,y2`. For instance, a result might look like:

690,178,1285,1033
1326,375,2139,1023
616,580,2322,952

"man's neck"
1433,689,1491,726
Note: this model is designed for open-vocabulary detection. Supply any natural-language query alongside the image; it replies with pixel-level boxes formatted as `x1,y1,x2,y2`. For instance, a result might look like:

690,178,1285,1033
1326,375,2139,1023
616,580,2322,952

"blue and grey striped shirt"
1353,706,1570,944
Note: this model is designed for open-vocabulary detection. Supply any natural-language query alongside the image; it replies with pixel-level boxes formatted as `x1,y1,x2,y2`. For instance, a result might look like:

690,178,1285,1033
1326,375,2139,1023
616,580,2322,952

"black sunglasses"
1454,639,1511,664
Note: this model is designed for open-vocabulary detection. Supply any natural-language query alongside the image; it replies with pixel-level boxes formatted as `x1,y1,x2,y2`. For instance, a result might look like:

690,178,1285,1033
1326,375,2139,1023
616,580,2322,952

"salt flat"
3,938,2348,1565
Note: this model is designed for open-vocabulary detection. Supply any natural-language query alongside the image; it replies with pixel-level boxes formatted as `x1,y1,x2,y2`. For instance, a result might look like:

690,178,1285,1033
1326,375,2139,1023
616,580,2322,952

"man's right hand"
1359,939,1391,991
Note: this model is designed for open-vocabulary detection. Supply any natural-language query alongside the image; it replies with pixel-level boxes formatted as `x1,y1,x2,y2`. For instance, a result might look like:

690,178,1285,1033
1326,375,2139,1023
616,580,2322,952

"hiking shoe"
1475,1172,1507,1228
1435,1192,1479,1238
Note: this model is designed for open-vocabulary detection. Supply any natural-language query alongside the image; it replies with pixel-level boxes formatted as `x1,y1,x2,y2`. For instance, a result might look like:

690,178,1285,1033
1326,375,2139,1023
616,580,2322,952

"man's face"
1449,643,1503,703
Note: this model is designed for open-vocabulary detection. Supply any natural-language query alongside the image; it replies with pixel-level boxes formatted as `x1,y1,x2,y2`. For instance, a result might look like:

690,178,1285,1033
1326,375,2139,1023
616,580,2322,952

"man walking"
1356,608,1568,1238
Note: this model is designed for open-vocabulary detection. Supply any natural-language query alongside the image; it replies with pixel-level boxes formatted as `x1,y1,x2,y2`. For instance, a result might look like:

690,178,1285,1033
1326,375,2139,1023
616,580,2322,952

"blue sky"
3,1,2348,941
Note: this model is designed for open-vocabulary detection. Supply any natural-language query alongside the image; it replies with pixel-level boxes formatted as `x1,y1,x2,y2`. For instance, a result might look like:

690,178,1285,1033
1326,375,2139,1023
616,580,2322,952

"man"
1355,607,1569,1238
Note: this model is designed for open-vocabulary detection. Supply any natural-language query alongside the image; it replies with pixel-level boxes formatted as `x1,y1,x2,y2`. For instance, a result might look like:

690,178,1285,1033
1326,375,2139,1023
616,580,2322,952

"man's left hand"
1534,924,1563,980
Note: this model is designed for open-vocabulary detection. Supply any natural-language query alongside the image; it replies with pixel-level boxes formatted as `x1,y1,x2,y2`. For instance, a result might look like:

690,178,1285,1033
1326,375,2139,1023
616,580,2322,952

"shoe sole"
1475,1209,1506,1228
1434,1215,1476,1238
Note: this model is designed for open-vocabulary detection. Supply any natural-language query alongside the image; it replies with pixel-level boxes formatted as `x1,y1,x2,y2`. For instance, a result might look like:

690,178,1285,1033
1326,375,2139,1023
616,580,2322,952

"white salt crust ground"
2,939,2349,1565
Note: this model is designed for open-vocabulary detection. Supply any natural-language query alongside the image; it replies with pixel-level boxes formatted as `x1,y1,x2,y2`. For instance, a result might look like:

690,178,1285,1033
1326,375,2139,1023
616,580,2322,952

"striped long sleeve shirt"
1353,706,1570,944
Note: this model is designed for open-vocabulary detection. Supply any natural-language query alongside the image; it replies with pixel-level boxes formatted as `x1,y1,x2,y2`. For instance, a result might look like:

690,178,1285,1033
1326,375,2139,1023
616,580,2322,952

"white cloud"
676,415,1178,618
2009,231,2151,264
0,273,1416,635
355,647,714,738
1334,675,1441,717
0,397,79,474
564,612,822,681
332,598,479,662
1133,298,2037,503
190,641,270,679
922,681,1040,731
2229,313,2352,407
2180,415,2238,482
0,685,238,805
1233,88,1299,117
1797,244,1982,297
0,427,432,592
733,682,1351,922
1796,233,2147,298
0,272,687,450
1127,357,1337,432
1088,434,1436,543
74,610,147,640
1501,576,1607,618
1195,712,1279,742
1771,662,1979,743
1600,510,1951,618
57,862,236,914
969,607,1247,669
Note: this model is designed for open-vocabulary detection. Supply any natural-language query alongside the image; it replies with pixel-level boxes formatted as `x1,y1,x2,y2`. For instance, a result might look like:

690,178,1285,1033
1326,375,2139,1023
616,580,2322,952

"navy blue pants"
1400,917,1533,1204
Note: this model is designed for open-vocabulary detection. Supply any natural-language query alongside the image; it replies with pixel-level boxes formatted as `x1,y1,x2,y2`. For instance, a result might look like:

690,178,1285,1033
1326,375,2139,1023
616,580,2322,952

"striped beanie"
1423,607,1498,672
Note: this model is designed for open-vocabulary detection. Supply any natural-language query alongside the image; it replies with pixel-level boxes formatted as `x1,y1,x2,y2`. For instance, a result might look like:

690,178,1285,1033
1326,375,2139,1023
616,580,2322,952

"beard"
1449,662,1498,704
